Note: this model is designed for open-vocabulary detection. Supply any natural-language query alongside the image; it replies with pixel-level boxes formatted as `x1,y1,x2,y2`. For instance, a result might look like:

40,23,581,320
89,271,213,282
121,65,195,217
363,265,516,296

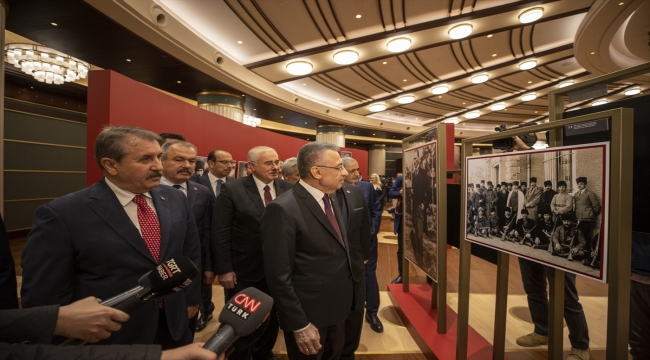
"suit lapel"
186,181,197,207
244,175,266,215
295,184,347,249
151,187,171,262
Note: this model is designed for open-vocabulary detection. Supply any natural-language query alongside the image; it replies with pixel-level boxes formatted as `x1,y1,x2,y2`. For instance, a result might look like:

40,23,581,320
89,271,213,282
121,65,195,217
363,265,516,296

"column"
0,0,7,215
316,125,345,147
369,144,386,176
196,91,245,122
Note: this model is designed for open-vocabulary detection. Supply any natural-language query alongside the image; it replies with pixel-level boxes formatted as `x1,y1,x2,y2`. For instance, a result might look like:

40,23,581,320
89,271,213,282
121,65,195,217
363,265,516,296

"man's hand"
204,271,215,285
506,136,531,152
218,272,237,289
188,305,200,319
160,343,218,360
54,296,130,343
294,323,322,356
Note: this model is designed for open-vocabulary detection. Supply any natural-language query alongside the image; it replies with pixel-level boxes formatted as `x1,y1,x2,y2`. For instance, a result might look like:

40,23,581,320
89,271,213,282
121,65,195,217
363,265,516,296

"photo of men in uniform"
403,141,438,281
464,143,609,282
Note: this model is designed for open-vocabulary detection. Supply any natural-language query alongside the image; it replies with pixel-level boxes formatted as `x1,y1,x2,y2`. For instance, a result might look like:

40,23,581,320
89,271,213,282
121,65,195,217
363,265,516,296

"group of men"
13,126,385,360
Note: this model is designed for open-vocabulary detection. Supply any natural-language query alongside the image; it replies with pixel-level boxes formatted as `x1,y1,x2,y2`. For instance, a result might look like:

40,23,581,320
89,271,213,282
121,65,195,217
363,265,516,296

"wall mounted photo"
464,142,610,282
237,161,249,178
403,141,438,281
195,156,208,177
341,151,352,158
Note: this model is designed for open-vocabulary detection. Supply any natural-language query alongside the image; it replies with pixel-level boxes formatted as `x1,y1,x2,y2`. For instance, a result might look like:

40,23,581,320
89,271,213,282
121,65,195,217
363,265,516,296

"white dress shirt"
299,180,327,214
252,175,276,206
105,177,157,237
160,176,187,196
208,172,227,196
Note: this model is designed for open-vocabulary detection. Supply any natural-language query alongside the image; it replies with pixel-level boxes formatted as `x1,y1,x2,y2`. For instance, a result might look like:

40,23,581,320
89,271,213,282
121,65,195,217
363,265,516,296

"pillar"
0,0,7,215
316,125,345,147
369,144,386,176
196,91,245,122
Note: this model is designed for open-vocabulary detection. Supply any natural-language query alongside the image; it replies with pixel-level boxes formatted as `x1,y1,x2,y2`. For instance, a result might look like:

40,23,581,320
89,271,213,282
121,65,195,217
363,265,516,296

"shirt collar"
208,172,226,184
160,176,185,189
299,180,326,203
105,177,152,207
252,174,274,192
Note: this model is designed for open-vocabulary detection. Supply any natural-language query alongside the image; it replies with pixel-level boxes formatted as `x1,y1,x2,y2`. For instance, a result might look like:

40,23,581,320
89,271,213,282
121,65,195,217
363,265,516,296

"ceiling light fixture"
624,87,641,96
521,93,537,101
286,61,313,75
386,37,411,52
237,41,242,44
465,111,481,119
592,99,608,106
444,117,459,124
559,80,574,88
490,102,506,111
126,59,131,62
356,14,362,18
397,95,415,104
487,34,493,38
448,24,473,39
519,7,544,23
471,73,489,84
333,50,359,65
431,84,449,95
519,60,537,70
368,103,387,112
4,44,89,85
51,22,58,26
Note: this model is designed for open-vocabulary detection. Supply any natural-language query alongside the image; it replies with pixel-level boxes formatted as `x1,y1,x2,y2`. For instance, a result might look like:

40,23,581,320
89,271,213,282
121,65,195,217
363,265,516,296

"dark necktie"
263,185,272,206
216,179,223,196
172,184,181,189
336,189,348,229
132,194,161,262
323,194,344,245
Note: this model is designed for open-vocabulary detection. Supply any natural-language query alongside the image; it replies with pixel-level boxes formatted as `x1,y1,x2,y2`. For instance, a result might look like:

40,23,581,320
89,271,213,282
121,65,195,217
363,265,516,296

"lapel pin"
193,186,198,191
161,196,166,201
346,190,350,193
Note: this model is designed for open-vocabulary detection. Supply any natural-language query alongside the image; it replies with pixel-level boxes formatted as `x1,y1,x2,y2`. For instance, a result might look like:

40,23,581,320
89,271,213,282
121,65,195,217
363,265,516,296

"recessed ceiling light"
302,83,306,85
403,79,407,82
369,103,387,112
624,87,641,96
237,41,243,44
487,34,493,38
431,84,449,95
445,117,459,124
356,14,362,18
397,95,415,104
590,52,595,55
559,80,574,88
177,80,181,83
471,73,489,83
448,24,473,39
519,60,537,70
619,2,624,5
462,102,466,105
465,111,480,119
519,7,544,23
491,102,506,111
126,59,131,62
528,81,533,84
382,61,387,65
592,99,608,106
333,50,359,65
535,111,538,113
415,118,419,120
336,98,340,100
492,54,497,57
286,61,313,75
51,22,58,26
386,38,411,52
521,93,537,101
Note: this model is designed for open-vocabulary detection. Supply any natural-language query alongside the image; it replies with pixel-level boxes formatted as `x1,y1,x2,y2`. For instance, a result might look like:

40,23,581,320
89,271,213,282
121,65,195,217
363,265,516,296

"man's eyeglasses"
315,165,345,172
213,160,236,165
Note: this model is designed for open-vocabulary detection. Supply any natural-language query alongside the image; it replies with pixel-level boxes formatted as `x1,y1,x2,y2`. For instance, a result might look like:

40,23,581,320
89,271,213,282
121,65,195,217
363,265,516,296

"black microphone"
203,287,273,355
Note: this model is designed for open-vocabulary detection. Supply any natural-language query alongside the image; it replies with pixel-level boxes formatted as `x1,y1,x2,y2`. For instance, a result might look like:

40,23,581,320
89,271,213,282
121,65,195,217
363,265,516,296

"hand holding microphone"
53,297,130,343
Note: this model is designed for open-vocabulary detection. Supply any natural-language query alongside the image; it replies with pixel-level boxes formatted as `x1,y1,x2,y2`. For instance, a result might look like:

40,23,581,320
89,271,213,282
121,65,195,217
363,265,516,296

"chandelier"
4,44,89,85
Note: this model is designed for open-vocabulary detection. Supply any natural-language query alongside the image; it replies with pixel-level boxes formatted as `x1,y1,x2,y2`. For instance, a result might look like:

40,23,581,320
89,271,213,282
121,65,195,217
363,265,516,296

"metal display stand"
454,61,650,360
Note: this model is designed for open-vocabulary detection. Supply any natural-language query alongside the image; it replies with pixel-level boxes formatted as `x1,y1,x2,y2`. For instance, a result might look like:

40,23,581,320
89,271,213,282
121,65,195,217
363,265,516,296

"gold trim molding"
4,139,86,149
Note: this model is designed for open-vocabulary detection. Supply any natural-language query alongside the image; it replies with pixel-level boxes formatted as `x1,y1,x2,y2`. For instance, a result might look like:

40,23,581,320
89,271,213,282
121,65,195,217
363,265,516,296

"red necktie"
263,185,273,206
323,194,344,245
133,194,161,262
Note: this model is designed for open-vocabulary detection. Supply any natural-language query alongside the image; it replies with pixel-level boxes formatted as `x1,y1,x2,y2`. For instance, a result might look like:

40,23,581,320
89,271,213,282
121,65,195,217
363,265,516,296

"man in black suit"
0,215,18,310
212,146,293,360
261,142,354,360
21,126,201,348
160,141,215,333
197,149,236,199
282,157,301,184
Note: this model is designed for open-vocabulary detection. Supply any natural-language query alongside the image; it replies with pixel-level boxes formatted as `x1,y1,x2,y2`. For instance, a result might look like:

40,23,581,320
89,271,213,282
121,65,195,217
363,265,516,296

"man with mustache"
21,126,201,347
212,146,293,360
160,141,215,333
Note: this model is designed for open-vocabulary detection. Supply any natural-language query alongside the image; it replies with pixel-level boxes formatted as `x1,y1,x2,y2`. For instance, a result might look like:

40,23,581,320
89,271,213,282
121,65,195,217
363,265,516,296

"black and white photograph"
237,161,249,178
464,142,610,282
195,156,208,177
341,151,352,158
403,141,438,281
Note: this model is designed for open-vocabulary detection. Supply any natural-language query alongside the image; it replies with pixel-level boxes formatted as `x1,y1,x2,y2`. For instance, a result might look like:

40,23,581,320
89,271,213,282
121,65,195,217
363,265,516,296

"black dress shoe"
195,313,213,332
391,275,403,284
365,313,384,333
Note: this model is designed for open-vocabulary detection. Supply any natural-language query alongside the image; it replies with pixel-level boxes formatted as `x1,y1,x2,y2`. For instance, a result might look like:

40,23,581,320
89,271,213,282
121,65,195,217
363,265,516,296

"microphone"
203,287,273,355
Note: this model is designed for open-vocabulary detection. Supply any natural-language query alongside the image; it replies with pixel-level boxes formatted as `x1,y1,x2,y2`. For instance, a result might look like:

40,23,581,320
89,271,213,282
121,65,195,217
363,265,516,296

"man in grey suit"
212,146,293,360
160,141,215,333
197,149,236,199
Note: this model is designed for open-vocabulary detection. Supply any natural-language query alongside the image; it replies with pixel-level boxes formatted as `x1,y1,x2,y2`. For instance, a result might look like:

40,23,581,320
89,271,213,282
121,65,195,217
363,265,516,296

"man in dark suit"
160,141,215,333
341,157,383,339
197,149,236,199
389,175,404,284
0,215,18,310
212,146,293,360
21,126,201,348
261,142,353,360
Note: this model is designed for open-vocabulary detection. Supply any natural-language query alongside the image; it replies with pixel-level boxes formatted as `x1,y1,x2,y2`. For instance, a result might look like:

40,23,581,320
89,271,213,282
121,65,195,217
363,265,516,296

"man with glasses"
212,146,293,360
197,150,236,199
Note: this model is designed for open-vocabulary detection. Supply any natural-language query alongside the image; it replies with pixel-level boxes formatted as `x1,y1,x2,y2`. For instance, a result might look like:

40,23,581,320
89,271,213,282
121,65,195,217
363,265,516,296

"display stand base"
388,283,504,360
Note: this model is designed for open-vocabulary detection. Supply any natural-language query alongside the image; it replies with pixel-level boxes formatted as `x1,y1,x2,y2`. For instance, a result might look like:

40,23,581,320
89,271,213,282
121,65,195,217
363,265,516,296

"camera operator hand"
54,296,130,343
161,343,221,360
506,136,532,152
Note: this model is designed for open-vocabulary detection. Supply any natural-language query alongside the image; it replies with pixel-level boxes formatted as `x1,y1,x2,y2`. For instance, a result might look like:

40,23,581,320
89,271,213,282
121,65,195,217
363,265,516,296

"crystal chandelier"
4,44,89,85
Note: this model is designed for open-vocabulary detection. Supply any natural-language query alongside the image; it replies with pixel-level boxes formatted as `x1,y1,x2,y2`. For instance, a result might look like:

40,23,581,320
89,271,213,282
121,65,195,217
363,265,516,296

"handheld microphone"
203,287,273,355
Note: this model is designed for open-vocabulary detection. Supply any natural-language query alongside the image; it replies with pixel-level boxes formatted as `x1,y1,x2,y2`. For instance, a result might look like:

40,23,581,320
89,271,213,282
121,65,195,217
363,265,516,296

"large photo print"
465,143,609,282
403,141,438,281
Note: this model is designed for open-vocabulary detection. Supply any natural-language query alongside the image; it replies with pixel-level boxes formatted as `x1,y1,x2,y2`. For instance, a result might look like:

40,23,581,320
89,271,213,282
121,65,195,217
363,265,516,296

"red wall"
86,70,368,185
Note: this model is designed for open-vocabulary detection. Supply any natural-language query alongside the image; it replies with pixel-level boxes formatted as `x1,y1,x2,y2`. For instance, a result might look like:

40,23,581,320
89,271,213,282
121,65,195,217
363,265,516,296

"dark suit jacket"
0,215,18,310
340,183,370,282
355,181,382,236
211,175,293,282
261,182,353,331
197,173,235,199
0,304,58,344
20,179,202,344
185,180,213,272
389,176,403,234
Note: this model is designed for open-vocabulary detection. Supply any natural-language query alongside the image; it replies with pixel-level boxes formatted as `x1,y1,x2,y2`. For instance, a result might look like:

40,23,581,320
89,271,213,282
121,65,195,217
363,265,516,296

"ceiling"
4,0,650,143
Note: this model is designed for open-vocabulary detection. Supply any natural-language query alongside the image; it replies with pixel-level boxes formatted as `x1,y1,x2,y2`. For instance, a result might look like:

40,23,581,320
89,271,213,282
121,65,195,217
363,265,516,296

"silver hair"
247,146,276,163
297,142,340,179
94,126,162,170
282,157,298,175
161,141,197,159
342,157,358,168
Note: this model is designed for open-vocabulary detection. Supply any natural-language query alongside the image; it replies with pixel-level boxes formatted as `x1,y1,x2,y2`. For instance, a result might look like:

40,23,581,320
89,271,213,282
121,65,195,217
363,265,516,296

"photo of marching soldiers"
465,143,609,281
403,141,438,281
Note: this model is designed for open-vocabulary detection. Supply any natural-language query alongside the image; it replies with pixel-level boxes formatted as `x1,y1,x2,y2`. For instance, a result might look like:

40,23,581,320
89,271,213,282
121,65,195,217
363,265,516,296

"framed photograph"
464,142,610,282
229,163,236,178
403,141,438,281
195,156,208,177
237,161,249,178
341,151,352,158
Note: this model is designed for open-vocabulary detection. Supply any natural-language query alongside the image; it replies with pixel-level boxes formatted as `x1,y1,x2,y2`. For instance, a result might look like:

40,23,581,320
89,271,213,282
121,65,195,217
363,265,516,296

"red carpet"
387,283,503,360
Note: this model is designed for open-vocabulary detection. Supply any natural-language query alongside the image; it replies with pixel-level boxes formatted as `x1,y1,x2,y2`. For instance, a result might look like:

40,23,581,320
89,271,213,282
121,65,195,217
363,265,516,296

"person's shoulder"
46,181,104,210
356,181,373,191
275,178,294,190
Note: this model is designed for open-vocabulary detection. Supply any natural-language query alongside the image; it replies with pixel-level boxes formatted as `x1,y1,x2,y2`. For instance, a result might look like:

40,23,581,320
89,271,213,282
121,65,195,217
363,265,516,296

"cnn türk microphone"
203,287,273,355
